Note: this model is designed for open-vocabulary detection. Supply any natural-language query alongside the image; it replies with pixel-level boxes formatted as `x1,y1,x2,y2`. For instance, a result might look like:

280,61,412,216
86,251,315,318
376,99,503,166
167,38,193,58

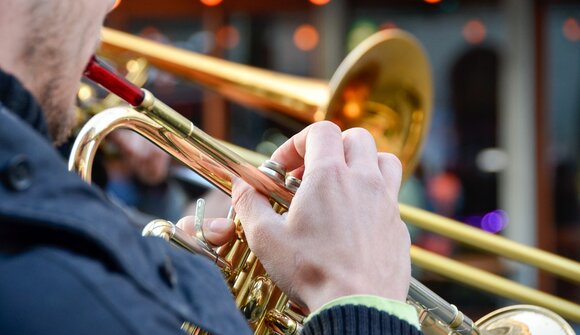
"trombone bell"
325,30,431,180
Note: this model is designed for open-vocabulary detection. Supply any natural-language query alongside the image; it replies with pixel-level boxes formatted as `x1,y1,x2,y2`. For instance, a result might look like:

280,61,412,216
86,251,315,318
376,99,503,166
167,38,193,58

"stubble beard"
21,1,90,145
37,68,78,146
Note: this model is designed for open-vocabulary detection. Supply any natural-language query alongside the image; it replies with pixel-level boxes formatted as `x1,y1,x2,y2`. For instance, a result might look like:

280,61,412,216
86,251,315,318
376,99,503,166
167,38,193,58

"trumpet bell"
476,305,576,335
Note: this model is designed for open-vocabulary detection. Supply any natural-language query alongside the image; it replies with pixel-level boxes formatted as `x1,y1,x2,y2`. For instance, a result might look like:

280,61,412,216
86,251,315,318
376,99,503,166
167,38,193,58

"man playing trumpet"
0,0,419,334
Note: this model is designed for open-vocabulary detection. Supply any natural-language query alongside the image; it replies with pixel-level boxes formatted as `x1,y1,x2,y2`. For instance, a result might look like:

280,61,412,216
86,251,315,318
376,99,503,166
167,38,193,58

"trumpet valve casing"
216,160,302,334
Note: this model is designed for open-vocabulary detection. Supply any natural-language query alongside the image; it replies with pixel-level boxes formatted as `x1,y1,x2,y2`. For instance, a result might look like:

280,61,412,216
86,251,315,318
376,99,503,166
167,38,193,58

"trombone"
70,27,579,334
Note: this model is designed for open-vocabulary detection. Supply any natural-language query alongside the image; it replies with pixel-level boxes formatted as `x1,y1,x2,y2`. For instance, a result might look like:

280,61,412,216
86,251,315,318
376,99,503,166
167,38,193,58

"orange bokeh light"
343,101,362,119
200,0,223,6
424,0,442,3
309,0,331,5
216,25,240,49
563,18,580,42
463,19,486,45
293,24,319,51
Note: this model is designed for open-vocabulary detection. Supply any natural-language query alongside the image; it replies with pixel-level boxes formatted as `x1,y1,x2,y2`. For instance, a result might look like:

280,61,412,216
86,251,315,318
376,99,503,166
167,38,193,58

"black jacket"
0,69,420,335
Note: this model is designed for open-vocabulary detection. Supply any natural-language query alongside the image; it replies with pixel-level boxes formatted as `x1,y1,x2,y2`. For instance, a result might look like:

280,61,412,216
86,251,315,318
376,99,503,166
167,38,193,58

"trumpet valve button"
285,176,302,192
259,160,287,181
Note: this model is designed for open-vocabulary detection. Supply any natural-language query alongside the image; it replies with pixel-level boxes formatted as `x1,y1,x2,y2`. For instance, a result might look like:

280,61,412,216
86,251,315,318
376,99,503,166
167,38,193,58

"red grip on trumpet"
84,56,145,106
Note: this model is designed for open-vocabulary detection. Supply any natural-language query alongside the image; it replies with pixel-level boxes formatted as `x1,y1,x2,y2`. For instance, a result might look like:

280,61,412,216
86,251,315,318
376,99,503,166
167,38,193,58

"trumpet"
70,29,578,334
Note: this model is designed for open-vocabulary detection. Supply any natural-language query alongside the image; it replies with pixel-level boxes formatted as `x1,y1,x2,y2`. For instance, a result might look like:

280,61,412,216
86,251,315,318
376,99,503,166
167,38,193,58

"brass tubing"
408,277,477,334
410,246,580,322
69,102,293,208
401,204,580,283
142,219,231,270
187,147,580,286
100,28,328,123
183,143,580,284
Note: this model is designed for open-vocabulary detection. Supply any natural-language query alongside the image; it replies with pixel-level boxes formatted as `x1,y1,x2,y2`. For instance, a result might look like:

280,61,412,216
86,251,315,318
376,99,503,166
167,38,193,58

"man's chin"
47,107,77,146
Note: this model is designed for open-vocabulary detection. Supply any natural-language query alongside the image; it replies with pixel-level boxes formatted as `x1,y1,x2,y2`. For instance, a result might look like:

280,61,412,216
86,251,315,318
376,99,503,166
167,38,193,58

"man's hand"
232,121,411,312
177,216,235,247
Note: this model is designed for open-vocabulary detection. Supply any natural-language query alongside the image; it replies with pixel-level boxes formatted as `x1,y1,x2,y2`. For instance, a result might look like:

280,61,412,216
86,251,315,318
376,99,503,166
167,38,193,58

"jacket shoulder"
0,246,182,335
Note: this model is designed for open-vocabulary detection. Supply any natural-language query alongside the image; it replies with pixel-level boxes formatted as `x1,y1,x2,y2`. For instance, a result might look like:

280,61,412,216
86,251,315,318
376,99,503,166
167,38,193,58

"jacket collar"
0,69,50,140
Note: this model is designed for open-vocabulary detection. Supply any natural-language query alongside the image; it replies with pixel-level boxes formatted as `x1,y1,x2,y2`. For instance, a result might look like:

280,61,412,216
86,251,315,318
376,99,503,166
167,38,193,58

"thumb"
202,218,235,246
176,216,234,247
231,178,283,255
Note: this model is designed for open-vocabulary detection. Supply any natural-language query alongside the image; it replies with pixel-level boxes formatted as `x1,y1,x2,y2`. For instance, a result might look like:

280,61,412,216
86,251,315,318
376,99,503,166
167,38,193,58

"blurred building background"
100,0,578,323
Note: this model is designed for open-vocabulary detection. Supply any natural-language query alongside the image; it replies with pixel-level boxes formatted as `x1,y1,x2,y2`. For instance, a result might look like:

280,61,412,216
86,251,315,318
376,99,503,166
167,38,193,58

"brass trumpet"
70,29,578,334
